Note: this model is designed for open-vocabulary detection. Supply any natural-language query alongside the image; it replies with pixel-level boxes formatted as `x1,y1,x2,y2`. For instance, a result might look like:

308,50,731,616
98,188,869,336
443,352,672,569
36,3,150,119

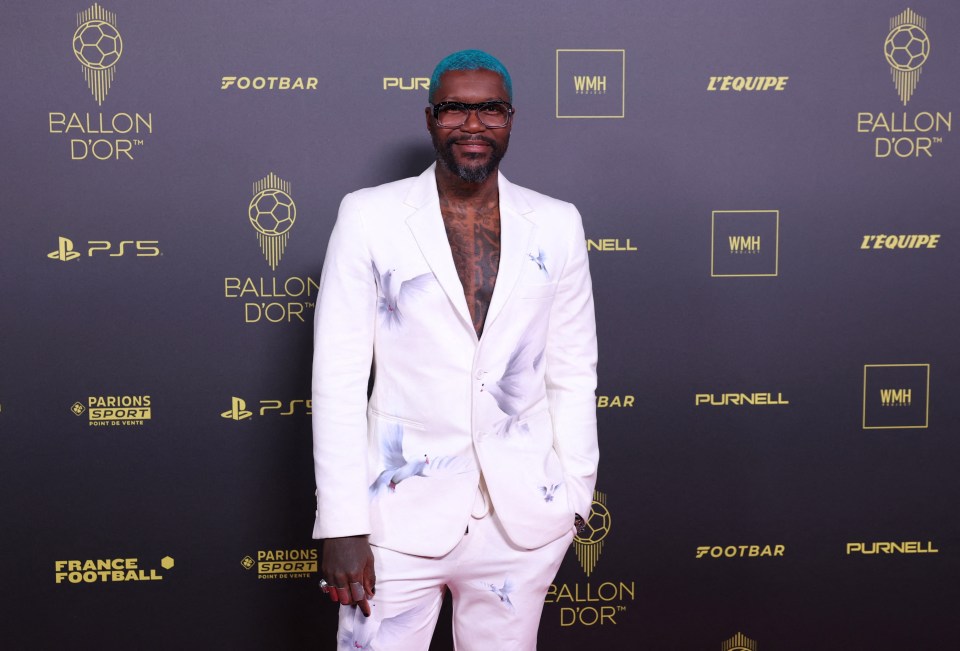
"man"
312,49,598,650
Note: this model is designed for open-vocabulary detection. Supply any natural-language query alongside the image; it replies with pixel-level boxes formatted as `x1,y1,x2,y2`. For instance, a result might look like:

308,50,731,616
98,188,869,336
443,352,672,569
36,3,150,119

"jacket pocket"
517,283,556,300
368,407,426,431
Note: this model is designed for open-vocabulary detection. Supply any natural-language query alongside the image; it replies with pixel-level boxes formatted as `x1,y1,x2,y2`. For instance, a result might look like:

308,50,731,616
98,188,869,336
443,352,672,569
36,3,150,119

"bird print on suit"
371,262,434,328
539,482,561,503
338,608,375,650
368,422,472,497
338,600,435,650
486,336,546,437
528,248,548,277
481,577,516,612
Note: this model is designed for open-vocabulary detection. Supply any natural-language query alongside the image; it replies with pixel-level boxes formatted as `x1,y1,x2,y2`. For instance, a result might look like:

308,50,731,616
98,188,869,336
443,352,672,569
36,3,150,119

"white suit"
312,164,598,557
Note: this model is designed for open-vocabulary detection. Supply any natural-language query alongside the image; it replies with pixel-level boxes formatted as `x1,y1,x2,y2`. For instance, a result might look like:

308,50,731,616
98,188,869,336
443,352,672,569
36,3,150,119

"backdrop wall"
2,1,958,649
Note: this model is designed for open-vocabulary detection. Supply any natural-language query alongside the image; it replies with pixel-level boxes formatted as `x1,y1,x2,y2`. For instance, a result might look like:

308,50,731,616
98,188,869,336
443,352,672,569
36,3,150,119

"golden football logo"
73,4,122,106
885,9,929,106
574,490,611,577
249,173,297,270
722,631,757,651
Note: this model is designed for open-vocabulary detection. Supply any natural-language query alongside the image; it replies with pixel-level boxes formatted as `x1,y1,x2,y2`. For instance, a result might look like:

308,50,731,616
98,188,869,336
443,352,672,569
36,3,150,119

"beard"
432,133,509,184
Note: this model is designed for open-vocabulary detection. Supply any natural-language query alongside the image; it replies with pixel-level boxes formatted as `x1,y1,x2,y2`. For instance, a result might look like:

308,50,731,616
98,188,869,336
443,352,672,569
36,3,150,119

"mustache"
450,136,498,147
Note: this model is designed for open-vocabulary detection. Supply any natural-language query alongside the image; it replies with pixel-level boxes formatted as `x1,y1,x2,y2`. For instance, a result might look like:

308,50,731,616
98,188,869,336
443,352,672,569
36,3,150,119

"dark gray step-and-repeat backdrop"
2,1,958,649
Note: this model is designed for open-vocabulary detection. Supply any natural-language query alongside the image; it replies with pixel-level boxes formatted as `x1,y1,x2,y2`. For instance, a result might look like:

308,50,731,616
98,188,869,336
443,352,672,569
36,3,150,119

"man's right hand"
321,535,376,617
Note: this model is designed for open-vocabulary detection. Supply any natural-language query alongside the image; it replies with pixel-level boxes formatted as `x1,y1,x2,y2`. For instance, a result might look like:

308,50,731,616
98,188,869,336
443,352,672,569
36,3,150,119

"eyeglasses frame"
430,100,515,129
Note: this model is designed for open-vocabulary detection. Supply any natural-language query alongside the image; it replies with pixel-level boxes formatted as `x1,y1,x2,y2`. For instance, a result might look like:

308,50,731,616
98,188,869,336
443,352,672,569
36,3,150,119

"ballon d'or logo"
73,3,122,106
249,173,297,271
574,490,611,577
722,631,758,651
884,8,929,106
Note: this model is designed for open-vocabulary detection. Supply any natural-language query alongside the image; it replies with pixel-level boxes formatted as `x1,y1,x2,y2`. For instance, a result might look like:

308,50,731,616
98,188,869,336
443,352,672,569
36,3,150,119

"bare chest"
440,202,501,337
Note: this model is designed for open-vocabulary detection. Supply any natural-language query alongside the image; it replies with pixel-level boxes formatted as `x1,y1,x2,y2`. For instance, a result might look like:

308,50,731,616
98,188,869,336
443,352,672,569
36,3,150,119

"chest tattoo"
440,198,501,337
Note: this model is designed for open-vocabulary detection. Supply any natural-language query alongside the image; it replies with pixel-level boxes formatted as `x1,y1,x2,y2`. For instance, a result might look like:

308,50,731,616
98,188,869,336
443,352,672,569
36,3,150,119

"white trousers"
336,511,573,650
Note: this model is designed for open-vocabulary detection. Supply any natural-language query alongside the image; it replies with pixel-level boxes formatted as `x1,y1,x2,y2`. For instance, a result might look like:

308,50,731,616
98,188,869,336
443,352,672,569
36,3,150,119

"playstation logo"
221,396,252,420
48,237,81,262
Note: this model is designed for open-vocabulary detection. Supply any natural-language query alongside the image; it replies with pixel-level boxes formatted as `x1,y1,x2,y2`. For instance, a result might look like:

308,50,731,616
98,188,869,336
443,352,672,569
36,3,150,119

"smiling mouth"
456,135,494,144
454,141,494,159
455,140,491,149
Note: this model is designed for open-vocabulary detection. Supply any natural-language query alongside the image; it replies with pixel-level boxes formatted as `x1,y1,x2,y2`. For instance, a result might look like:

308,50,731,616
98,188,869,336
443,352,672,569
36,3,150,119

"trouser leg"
449,514,573,651
335,544,445,651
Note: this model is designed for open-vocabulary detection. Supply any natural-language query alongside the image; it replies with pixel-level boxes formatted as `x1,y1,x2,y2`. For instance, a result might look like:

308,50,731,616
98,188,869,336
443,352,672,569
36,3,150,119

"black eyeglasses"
431,101,514,129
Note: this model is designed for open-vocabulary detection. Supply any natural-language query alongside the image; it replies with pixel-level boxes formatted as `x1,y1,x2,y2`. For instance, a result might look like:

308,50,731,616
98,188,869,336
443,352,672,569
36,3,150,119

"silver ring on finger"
349,581,365,601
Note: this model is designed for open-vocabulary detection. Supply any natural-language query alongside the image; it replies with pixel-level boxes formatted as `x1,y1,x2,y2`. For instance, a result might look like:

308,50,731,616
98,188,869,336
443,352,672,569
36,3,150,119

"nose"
460,108,486,132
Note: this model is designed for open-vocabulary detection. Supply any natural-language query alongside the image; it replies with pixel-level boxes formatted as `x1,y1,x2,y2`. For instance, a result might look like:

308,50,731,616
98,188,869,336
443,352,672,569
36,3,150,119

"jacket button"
475,370,486,379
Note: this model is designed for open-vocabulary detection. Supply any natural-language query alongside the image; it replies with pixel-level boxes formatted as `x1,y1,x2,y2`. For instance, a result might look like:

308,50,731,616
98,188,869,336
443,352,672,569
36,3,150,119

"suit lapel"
404,165,475,334
403,165,537,339
484,172,535,333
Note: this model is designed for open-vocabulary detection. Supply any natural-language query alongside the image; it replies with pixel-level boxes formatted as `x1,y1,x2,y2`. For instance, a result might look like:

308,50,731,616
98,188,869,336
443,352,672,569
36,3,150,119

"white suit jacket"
312,164,598,556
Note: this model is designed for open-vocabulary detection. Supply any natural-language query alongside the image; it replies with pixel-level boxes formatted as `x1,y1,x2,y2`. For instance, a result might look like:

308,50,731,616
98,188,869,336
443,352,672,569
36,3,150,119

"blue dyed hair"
429,49,513,103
